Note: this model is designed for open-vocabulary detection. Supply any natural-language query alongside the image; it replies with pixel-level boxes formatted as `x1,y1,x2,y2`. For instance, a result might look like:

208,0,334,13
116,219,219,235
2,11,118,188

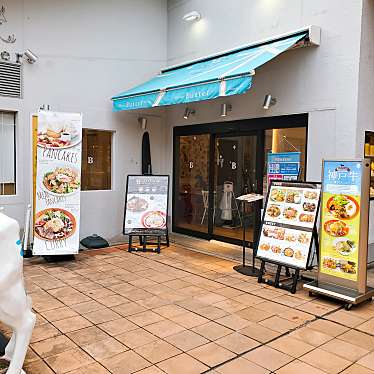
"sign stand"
256,181,322,294
124,175,169,255
128,230,170,254
258,226,319,294
233,194,264,277
304,159,374,310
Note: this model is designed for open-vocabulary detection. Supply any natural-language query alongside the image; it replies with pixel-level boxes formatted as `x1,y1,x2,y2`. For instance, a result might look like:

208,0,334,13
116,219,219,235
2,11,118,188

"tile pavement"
1,243,374,373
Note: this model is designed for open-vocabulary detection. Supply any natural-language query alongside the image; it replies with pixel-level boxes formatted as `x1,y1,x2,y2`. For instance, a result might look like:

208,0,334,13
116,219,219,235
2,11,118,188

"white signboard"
124,175,169,235
33,111,82,255
256,182,321,269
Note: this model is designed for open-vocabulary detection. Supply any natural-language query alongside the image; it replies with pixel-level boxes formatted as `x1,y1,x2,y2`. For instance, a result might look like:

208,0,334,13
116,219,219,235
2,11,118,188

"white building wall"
356,0,374,245
0,0,167,241
165,0,373,245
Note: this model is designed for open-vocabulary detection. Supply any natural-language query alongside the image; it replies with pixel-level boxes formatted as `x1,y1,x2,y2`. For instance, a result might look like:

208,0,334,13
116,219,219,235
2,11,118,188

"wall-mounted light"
138,117,147,130
183,107,195,119
263,94,277,109
220,103,232,117
16,49,38,64
183,11,201,22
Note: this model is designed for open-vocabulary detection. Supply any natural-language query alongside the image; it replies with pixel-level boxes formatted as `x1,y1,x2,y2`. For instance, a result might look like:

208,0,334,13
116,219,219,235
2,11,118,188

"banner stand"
123,175,170,254
304,159,374,310
256,181,322,294
33,111,82,257
258,226,319,294
42,254,75,263
128,230,169,254
233,194,264,277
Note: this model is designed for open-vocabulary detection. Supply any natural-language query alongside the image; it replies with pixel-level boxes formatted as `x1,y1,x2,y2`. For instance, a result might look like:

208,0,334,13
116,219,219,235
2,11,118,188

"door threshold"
209,239,243,250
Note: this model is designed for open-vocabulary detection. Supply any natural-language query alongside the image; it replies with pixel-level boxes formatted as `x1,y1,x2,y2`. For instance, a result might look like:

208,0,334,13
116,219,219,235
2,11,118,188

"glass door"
174,134,210,235
213,134,260,243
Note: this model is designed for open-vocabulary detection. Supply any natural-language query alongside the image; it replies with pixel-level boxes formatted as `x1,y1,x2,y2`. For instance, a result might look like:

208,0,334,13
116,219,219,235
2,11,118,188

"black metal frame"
172,113,309,246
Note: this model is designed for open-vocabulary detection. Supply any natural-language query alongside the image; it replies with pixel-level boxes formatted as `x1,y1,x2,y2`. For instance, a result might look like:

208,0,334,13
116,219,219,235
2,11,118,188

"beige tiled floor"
1,243,374,373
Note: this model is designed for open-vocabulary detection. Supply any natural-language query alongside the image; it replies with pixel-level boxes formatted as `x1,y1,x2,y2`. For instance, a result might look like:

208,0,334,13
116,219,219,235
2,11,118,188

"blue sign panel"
267,152,301,183
322,160,362,195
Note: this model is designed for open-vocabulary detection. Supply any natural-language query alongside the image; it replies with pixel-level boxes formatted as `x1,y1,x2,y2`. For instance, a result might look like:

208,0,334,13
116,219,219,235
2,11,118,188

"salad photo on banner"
33,111,82,255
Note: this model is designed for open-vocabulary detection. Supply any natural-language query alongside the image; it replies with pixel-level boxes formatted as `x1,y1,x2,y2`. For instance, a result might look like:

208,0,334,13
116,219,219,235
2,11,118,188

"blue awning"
112,32,307,111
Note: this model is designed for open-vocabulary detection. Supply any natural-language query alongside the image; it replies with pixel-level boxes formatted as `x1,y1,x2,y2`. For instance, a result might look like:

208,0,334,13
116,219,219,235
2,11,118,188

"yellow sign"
320,161,362,281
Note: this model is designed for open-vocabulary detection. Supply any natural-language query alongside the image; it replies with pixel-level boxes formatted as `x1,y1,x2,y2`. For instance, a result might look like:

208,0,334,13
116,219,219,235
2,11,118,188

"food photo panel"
258,182,321,269
124,175,169,234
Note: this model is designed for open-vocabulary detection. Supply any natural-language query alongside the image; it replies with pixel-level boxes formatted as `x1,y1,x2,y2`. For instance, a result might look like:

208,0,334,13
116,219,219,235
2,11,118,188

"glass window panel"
0,111,16,195
263,127,307,197
174,134,210,233
213,135,258,242
81,129,112,191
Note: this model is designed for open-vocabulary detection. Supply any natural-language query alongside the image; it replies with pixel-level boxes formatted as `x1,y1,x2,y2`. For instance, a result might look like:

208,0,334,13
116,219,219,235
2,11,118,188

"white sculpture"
0,211,35,374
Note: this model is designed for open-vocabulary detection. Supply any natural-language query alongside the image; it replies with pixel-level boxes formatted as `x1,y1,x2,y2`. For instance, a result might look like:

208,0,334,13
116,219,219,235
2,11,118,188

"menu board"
257,181,321,269
267,152,301,185
33,111,82,255
320,161,362,281
124,175,169,235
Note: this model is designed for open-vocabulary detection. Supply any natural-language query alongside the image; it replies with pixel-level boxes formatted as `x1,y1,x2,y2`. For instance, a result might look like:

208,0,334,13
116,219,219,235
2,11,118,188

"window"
81,129,112,191
263,127,307,196
0,111,16,195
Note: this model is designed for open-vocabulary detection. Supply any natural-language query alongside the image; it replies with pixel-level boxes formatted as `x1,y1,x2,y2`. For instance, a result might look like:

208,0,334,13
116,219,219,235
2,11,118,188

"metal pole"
242,200,246,267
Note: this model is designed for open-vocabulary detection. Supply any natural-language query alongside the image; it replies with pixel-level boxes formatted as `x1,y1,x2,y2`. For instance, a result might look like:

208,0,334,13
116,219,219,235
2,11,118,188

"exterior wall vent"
0,61,22,98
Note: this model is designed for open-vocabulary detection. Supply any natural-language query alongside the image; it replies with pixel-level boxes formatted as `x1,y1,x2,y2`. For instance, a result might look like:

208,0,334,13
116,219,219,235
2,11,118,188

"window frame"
0,110,17,198
81,127,115,192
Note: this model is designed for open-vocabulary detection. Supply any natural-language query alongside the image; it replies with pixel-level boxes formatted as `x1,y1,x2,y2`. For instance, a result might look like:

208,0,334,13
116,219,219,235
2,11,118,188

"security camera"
23,49,38,64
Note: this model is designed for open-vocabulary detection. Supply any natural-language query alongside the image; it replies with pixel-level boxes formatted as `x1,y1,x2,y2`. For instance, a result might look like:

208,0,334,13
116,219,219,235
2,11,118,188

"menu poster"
267,152,301,185
124,175,169,235
320,161,362,281
33,111,82,255
257,181,321,269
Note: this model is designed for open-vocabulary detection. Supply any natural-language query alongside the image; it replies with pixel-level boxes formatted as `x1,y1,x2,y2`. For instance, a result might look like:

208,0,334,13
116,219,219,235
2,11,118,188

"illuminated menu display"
320,161,362,281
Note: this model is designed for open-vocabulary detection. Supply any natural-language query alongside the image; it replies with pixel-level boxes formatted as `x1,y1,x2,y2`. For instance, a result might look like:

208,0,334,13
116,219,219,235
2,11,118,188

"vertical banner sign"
267,152,301,185
33,111,82,255
320,161,362,281
32,115,38,222
124,175,169,235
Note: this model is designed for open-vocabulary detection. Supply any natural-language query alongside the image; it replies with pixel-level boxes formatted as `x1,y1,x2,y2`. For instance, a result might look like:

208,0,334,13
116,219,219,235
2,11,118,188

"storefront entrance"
173,114,308,247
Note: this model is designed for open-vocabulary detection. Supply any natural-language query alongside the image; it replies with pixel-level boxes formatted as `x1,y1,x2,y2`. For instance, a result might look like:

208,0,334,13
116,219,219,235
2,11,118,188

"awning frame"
163,25,320,74
112,25,320,111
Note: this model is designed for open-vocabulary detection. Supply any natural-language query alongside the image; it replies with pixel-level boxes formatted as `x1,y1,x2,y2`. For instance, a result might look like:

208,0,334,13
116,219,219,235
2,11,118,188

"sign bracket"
258,226,319,294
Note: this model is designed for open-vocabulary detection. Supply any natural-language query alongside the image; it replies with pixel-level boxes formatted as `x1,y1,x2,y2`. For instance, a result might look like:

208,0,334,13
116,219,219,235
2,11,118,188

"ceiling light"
183,108,195,119
220,103,232,117
263,94,277,109
183,11,201,22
